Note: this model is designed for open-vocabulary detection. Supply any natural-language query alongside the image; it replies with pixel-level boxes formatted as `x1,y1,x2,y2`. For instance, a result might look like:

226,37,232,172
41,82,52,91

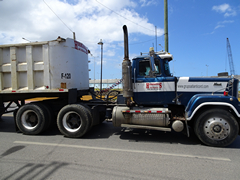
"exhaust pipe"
122,25,133,106
123,25,129,60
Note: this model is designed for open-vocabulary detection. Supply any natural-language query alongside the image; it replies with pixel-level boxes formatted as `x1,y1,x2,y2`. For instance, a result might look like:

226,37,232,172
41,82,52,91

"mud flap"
92,105,106,125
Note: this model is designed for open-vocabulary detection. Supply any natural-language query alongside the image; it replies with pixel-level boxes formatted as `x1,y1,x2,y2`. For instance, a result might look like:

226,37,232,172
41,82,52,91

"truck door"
133,58,175,105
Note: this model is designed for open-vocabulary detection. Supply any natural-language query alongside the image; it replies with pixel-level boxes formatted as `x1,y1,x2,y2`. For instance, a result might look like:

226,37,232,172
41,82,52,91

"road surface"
0,114,240,180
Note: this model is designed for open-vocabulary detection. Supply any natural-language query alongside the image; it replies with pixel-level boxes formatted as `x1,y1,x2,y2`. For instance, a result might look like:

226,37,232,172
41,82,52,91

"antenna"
159,44,163,51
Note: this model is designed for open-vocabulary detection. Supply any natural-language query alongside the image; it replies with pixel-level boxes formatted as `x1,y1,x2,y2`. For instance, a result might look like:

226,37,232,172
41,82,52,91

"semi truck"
0,25,239,147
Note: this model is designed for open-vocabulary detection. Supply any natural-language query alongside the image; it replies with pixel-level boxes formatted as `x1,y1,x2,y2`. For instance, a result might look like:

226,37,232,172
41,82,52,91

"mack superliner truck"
0,25,239,147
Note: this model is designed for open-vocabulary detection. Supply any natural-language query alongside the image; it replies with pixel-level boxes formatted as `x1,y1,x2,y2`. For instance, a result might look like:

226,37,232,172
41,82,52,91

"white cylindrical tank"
0,37,89,93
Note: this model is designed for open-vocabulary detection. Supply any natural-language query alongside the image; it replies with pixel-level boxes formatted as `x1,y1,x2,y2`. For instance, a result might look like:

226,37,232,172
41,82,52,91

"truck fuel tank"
112,106,171,127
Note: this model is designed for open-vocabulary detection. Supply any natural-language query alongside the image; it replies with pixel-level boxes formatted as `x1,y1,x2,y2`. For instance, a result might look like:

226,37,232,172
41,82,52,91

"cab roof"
132,51,173,61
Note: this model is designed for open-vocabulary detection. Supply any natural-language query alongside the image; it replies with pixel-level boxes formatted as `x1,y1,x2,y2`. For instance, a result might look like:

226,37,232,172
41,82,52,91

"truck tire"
37,102,54,131
16,103,48,135
57,104,90,138
194,108,239,147
13,108,18,122
79,103,93,130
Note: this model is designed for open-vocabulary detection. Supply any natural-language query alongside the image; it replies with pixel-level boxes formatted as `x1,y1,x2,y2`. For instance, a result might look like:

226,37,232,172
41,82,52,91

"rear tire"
38,102,54,131
79,103,93,130
16,103,48,135
194,108,239,147
57,104,90,138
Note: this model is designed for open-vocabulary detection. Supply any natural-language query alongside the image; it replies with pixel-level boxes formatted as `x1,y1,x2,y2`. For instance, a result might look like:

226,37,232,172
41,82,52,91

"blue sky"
0,0,239,81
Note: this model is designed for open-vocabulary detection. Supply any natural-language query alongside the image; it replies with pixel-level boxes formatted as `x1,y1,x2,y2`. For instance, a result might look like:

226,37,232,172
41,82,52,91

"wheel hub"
213,125,222,133
21,110,38,130
204,117,230,140
63,111,82,133
67,114,80,129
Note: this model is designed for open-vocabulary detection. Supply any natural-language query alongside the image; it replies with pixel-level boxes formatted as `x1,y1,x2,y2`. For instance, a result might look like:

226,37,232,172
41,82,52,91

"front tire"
194,108,239,147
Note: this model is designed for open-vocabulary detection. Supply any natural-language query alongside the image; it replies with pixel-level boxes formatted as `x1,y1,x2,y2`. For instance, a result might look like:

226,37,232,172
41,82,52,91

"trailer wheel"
36,102,54,131
16,103,48,135
194,108,239,147
57,104,90,138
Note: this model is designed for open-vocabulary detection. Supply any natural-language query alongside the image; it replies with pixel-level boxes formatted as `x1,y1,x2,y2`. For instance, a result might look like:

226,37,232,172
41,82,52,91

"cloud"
140,0,157,7
0,0,163,57
210,20,234,34
212,3,237,17
214,25,224,30
212,3,230,13
214,20,234,29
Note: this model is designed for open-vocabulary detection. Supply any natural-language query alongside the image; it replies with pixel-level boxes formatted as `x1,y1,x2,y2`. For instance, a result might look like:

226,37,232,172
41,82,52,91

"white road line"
14,141,231,162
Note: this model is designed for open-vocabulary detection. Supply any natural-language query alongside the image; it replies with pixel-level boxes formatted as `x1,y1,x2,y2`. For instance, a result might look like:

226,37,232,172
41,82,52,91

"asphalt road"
1,114,240,180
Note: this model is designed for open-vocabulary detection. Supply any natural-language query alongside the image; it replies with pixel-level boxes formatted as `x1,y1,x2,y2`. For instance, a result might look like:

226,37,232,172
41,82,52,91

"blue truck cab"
113,26,240,147
130,48,239,146
128,48,240,147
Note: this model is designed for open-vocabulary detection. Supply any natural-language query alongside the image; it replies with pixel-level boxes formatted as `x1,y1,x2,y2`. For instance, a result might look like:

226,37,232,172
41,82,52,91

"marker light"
224,91,228,96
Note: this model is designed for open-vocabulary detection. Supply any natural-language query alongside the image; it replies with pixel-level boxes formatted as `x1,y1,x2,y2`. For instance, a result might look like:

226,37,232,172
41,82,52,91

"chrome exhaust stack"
122,25,133,106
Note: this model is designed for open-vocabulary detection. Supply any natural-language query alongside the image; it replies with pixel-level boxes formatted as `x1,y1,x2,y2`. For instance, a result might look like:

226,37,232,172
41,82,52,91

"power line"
95,0,156,33
43,0,73,33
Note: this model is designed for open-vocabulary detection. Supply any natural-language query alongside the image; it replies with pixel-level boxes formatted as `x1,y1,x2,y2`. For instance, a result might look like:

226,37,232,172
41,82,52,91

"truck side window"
139,60,149,76
139,59,161,76
163,60,171,76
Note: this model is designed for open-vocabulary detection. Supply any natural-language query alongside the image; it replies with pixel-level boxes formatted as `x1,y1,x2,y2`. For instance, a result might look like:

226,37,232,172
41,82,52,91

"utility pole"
98,39,103,99
164,0,169,52
155,26,157,51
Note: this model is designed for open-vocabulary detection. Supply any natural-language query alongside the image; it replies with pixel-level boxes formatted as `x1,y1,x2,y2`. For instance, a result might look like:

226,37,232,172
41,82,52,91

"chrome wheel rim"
21,110,38,130
204,117,230,140
62,111,81,132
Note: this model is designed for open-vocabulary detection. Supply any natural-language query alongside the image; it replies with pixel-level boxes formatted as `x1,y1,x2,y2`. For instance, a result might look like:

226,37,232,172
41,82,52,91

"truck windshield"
139,59,161,76
163,60,171,76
